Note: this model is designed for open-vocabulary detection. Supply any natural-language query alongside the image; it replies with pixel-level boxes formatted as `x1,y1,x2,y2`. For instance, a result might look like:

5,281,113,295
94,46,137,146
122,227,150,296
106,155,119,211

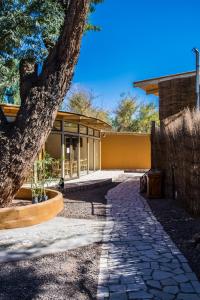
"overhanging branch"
19,59,38,106
16,0,90,127
42,0,90,88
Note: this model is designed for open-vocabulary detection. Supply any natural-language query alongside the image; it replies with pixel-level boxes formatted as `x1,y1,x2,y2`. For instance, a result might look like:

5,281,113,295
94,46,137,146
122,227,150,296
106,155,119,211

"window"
64,122,78,133
53,120,61,131
94,130,100,138
80,125,87,135
88,128,94,136
94,139,100,170
89,138,94,171
80,137,88,175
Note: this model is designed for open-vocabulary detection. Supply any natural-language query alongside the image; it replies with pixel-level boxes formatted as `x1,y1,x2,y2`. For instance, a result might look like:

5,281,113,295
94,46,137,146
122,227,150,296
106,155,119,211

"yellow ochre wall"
101,132,151,170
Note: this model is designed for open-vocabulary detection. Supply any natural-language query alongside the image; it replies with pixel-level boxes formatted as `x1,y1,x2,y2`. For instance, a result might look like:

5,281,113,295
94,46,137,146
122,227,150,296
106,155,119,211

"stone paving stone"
109,285,126,293
109,292,127,300
128,290,154,299
126,283,143,292
151,262,159,269
174,274,189,283
163,285,179,294
161,278,177,286
187,272,198,281
180,282,195,293
149,289,175,300
160,266,173,272
146,280,161,289
176,293,200,300
173,268,184,275
192,281,200,293
96,176,200,300
182,263,192,273
143,275,152,281
152,270,172,280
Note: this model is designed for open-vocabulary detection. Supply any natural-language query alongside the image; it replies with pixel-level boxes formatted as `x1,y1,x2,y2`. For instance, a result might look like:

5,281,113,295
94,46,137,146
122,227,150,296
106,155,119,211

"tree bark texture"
0,0,90,207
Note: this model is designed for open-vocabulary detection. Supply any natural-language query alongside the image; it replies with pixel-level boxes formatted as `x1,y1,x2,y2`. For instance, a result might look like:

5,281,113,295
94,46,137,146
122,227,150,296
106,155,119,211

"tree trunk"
0,0,90,207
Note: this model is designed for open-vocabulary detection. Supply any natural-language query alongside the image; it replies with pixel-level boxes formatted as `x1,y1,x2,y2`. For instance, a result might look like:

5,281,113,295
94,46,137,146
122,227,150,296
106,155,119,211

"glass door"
65,136,79,179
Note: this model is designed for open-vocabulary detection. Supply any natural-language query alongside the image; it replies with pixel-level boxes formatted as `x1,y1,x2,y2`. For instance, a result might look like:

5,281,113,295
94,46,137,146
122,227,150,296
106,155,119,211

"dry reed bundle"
152,109,200,215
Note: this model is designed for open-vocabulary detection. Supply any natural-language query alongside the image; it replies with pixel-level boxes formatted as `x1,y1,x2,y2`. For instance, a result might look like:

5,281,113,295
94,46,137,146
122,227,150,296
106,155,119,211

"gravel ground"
0,244,101,300
0,183,117,300
147,197,200,281
60,182,119,220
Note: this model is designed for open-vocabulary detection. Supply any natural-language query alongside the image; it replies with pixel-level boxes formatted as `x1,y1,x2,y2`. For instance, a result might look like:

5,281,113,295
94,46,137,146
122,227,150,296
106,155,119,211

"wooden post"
77,136,80,178
93,139,96,171
99,139,101,171
87,137,89,174
151,121,156,170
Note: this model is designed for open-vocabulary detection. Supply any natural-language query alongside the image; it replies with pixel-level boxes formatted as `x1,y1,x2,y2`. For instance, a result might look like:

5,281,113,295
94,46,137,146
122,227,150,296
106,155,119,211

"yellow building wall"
101,132,151,170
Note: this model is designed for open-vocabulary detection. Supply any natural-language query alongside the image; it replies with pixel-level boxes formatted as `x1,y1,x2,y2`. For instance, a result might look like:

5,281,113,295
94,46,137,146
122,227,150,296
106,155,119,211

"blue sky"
73,0,200,112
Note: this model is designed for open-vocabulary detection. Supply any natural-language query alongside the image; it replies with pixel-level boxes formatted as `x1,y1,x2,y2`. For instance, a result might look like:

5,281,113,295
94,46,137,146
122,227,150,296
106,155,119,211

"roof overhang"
0,104,111,130
133,71,195,96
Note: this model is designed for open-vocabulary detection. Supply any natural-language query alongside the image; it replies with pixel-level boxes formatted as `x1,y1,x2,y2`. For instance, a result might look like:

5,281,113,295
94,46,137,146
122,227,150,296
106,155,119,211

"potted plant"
38,186,43,203
31,152,54,203
31,184,38,204
42,188,48,201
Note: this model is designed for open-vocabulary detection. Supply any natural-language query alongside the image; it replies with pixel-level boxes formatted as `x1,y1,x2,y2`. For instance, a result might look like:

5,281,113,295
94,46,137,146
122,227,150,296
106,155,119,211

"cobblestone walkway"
97,177,200,300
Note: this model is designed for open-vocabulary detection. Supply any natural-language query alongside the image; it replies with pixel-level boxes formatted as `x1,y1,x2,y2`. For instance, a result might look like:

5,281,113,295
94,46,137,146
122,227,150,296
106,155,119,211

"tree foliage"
64,89,158,132
136,103,159,133
0,0,102,102
113,95,159,133
63,87,110,124
113,96,137,131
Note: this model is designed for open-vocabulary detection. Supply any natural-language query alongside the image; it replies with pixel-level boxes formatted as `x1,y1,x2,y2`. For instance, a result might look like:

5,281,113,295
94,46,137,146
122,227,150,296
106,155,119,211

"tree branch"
19,59,38,106
42,0,90,94
58,0,70,12
16,0,90,128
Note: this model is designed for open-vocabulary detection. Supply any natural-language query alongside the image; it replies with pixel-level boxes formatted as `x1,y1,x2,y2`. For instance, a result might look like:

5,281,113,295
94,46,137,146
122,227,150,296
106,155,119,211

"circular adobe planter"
0,188,64,230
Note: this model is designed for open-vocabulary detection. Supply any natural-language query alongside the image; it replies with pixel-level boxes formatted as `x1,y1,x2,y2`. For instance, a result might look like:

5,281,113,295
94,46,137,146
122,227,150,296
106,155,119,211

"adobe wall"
159,76,196,120
101,132,151,170
151,76,200,214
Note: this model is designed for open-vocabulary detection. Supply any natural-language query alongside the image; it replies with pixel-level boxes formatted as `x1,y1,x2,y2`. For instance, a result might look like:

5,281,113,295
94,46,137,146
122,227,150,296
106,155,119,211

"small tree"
136,103,159,133
113,96,137,131
113,94,158,133
63,87,111,123
66,89,94,115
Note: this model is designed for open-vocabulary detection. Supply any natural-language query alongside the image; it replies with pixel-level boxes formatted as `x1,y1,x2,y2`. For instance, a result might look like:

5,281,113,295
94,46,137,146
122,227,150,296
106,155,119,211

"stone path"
97,177,200,300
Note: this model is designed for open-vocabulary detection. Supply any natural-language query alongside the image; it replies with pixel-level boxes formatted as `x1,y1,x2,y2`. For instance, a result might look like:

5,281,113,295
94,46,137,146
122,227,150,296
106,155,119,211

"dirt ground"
0,183,117,300
61,182,118,220
148,197,200,281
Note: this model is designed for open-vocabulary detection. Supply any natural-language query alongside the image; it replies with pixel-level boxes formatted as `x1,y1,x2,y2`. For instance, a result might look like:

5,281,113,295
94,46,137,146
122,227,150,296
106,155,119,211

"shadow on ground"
60,182,120,219
0,243,101,300
148,196,200,281
0,182,116,300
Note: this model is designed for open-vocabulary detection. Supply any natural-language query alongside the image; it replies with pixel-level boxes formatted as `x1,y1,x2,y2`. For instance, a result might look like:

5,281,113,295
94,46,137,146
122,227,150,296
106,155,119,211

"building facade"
134,71,200,214
1,104,111,182
134,71,196,121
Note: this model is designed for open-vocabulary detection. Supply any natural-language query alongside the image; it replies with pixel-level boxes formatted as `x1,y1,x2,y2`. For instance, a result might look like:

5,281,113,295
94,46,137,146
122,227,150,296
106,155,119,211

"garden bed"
0,188,64,229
